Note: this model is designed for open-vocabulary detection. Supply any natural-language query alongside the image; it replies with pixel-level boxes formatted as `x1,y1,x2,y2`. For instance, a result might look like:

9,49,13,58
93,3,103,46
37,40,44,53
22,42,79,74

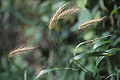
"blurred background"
0,0,120,80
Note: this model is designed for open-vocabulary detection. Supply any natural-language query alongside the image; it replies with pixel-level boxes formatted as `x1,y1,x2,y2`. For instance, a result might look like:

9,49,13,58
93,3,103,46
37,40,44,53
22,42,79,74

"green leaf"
93,41,120,50
24,70,27,80
14,12,35,24
110,7,120,18
95,56,105,67
70,48,120,64
34,68,77,80
70,51,111,64
35,69,51,80
76,0,87,8
70,48,120,65
106,48,120,53
96,48,120,66
99,0,104,9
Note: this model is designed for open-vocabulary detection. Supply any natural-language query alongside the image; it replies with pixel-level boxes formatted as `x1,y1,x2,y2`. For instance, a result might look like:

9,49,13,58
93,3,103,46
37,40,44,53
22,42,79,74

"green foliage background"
0,0,120,80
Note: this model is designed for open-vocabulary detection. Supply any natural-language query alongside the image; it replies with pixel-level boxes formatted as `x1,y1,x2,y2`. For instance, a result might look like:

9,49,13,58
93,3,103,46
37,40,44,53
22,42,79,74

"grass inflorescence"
77,16,106,31
49,2,80,30
8,44,38,57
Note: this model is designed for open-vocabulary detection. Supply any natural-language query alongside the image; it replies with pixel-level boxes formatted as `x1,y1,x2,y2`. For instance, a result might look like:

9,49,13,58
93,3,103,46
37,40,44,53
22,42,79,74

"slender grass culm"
74,35,112,56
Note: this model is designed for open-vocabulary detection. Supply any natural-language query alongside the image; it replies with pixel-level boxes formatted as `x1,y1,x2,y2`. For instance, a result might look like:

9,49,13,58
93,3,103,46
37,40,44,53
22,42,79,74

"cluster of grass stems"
8,2,113,80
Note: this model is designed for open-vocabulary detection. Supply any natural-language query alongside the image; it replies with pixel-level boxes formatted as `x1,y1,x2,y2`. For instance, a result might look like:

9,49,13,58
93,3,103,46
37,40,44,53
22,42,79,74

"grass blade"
34,68,77,80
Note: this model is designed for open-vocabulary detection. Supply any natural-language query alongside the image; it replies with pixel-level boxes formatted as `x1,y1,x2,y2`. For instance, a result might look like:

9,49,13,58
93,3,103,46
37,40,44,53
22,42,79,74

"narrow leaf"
70,51,111,64
93,41,120,50
34,68,77,80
